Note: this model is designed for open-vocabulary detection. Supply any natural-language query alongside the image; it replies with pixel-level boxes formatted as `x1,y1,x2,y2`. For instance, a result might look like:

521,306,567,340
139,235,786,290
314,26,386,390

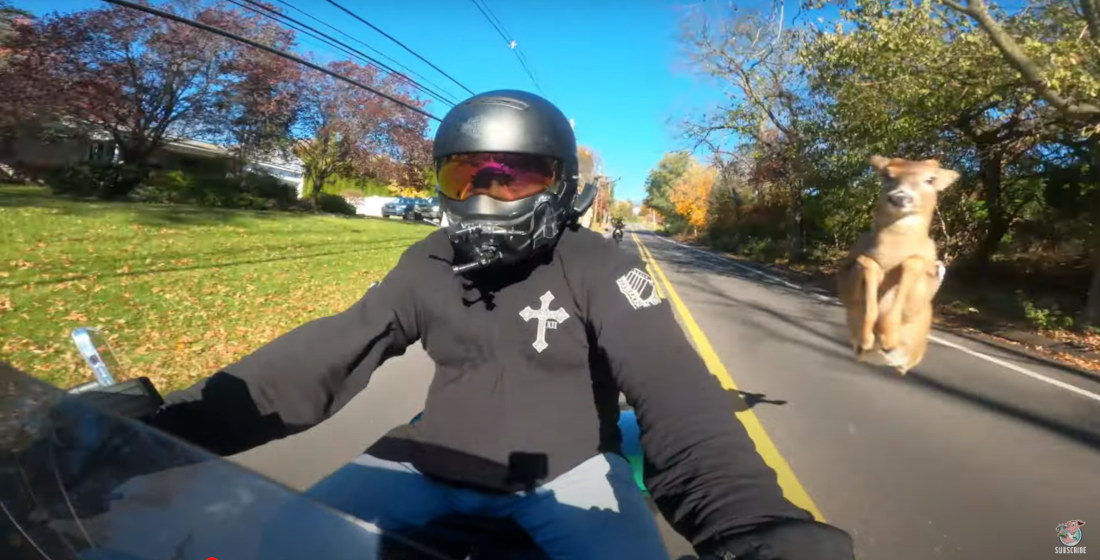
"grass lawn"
0,185,433,392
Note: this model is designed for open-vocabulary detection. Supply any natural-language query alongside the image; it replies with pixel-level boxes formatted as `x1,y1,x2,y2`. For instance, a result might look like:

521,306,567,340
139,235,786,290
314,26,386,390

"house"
1,122,306,195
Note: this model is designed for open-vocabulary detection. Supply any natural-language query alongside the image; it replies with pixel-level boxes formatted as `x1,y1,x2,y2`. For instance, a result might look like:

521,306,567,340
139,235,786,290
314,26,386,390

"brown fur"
837,156,960,374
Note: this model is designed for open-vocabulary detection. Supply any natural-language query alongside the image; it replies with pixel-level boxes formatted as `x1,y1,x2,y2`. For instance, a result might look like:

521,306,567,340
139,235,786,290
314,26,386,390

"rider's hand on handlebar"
697,520,854,560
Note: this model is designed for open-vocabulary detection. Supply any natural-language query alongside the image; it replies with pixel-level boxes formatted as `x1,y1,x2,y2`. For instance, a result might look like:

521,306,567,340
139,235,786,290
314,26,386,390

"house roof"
46,117,304,170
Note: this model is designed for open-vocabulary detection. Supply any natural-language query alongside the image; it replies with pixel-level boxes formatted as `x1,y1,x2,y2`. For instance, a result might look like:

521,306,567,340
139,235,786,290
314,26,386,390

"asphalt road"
225,226,1100,560
630,228,1100,560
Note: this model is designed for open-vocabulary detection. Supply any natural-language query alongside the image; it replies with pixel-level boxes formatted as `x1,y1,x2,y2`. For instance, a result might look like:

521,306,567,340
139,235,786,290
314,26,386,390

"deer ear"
869,155,891,172
934,168,960,191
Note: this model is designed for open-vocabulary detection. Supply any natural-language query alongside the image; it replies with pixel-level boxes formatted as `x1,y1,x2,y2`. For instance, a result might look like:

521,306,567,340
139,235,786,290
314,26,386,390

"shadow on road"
731,389,788,413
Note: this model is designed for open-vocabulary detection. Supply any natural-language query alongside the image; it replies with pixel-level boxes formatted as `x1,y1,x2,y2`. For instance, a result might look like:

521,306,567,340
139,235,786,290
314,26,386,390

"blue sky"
22,0,790,202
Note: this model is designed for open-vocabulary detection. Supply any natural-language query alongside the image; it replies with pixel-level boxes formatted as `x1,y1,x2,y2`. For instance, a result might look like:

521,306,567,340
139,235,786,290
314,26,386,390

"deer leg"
881,256,929,351
855,255,882,352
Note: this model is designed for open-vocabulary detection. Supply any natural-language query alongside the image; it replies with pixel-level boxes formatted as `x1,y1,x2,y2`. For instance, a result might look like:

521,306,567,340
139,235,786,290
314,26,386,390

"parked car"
413,197,441,221
381,197,418,219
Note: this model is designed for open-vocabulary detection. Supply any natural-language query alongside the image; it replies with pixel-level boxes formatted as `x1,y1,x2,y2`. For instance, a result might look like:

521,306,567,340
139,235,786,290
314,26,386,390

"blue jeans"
305,452,669,559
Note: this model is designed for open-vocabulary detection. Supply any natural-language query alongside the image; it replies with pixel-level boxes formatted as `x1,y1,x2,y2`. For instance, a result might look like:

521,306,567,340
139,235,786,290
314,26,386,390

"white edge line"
648,233,1100,404
926,334,1100,404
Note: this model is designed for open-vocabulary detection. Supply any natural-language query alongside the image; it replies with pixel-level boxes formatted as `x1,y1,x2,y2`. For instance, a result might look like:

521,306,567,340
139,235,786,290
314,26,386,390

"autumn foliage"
647,0,1100,342
669,159,715,235
0,1,432,201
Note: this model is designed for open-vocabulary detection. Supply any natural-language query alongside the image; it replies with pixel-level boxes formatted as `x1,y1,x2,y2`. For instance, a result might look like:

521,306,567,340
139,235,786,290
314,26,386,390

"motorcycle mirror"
70,326,120,388
572,181,598,217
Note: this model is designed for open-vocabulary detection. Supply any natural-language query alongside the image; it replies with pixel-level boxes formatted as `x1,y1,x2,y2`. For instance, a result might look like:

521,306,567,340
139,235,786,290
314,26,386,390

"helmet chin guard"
444,192,562,274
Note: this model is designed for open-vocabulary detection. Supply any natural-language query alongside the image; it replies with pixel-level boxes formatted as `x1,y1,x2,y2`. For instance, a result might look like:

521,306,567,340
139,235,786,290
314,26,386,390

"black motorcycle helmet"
433,90,597,274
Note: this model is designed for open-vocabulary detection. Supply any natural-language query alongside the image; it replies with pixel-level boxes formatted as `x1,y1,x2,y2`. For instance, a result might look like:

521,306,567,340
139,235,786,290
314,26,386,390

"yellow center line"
630,231,826,522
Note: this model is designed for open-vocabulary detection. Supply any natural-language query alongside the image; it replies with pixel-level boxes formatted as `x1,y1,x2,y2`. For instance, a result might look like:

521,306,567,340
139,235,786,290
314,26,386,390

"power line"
229,0,456,107
476,0,515,43
467,0,544,95
323,0,475,96
268,0,460,104
99,0,442,122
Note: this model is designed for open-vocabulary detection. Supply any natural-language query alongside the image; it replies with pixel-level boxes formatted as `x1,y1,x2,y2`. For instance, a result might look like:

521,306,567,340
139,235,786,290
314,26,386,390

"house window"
88,142,113,162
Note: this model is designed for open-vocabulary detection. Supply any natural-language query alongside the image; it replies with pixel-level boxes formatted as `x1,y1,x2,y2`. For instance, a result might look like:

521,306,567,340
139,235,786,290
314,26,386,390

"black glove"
698,520,855,560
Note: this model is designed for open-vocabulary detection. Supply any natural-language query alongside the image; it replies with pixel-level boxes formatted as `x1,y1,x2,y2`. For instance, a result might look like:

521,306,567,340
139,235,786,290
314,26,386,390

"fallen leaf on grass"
63,311,88,321
0,294,13,313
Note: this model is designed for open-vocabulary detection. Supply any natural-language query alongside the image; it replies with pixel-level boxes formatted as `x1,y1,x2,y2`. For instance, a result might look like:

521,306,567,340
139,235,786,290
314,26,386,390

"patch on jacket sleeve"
616,268,662,310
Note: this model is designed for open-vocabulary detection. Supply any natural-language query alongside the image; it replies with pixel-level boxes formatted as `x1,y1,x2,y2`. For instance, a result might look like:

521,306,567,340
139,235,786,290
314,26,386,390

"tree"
3,1,288,196
680,1,813,259
577,145,613,226
0,1,32,140
939,0,1100,124
295,60,431,205
578,145,602,185
939,0,1100,325
610,199,636,222
643,150,692,222
806,1,1056,268
669,158,716,236
212,2,302,169
0,1,30,56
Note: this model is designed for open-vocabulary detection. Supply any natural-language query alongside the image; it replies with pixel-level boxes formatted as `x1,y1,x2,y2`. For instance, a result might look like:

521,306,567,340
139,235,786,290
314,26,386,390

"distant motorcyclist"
148,90,854,559
611,217,625,243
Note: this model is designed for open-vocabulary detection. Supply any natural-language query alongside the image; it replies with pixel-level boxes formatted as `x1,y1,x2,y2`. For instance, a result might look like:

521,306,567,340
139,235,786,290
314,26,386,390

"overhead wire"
228,0,456,107
490,11,539,91
267,0,460,104
323,0,476,96
99,0,442,122
467,0,544,95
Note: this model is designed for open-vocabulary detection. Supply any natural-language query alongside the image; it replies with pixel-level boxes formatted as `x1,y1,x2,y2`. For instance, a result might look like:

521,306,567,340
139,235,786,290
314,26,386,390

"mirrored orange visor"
437,153,561,202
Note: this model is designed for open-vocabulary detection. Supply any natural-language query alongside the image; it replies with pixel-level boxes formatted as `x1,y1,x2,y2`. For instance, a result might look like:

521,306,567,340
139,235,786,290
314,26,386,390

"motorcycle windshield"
0,363,450,560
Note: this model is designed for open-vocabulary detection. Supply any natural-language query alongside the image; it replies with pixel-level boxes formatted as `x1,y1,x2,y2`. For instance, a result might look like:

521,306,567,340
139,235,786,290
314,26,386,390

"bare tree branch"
939,0,1100,119
938,0,971,14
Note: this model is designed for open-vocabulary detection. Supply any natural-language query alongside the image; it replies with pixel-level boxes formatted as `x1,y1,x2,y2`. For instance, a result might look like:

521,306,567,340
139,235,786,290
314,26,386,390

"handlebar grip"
70,377,164,421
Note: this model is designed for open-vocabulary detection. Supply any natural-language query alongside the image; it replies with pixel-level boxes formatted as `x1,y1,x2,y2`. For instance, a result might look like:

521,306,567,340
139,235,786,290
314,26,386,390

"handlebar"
67,376,165,421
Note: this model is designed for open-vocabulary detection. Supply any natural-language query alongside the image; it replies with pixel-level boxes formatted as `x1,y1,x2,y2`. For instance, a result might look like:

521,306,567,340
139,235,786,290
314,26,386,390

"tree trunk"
1078,136,1100,329
311,172,327,209
969,151,1008,269
1081,235,1100,329
788,179,805,262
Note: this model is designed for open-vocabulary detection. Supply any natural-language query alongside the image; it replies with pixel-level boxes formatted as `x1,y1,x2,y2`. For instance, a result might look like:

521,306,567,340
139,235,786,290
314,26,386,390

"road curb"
648,231,1100,381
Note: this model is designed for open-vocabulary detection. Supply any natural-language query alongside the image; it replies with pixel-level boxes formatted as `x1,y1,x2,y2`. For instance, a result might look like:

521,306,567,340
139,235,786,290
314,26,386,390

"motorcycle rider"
148,90,854,559
611,216,626,241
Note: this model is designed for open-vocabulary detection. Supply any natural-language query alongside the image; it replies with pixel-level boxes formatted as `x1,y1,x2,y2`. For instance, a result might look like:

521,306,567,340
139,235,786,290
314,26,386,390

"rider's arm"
147,246,423,456
588,249,853,559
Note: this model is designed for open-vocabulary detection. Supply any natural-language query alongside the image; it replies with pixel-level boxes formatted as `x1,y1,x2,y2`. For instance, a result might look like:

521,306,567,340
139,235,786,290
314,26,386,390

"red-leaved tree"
294,60,431,205
210,1,301,168
1,0,298,196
